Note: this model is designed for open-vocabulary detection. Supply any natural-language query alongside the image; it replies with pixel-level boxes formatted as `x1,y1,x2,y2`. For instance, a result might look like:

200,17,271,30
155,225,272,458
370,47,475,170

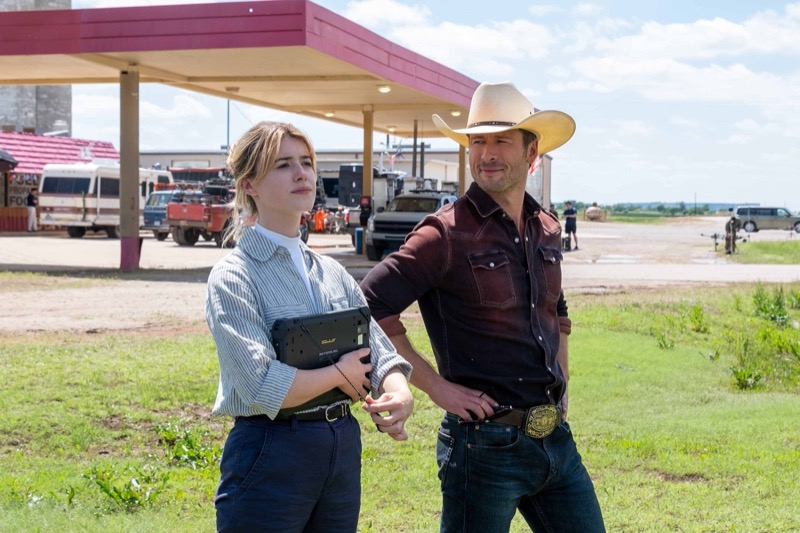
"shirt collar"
238,224,311,263
464,181,543,219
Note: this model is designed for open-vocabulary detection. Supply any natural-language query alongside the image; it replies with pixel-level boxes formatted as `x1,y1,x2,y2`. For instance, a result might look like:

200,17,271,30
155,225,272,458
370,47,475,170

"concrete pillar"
361,107,373,257
120,67,140,271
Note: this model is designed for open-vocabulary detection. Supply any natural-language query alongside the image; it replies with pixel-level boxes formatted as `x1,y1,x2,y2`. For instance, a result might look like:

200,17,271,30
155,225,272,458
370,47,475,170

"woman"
206,121,413,532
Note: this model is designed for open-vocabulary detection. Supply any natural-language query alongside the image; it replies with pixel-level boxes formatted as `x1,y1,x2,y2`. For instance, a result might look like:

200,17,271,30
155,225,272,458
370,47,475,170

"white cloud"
140,94,212,121
341,0,556,77
670,116,701,128
615,119,654,136
528,4,560,17
718,134,753,144
573,3,603,17
343,0,431,27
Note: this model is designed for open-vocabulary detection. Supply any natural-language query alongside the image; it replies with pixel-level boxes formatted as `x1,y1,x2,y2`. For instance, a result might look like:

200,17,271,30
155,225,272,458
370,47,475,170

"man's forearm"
557,331,569,383
389,333,444,396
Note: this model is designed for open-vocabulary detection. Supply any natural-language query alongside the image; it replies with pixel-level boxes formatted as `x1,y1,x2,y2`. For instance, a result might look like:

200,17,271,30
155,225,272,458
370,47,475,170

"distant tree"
679,201,686,214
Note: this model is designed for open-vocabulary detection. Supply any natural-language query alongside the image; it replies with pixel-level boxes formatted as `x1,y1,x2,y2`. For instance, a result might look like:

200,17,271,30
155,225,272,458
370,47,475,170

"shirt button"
489,262,495,267
531,303,535,308
538,335,543,341
525,237,529,242
547,366,552,372
514,237,520,243
547,390,551,396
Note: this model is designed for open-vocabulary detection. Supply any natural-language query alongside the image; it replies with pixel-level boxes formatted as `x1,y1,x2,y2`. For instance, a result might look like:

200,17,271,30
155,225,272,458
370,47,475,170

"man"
724,208,741,255
26,187,38,232
361,81,604,532
563,200,578,250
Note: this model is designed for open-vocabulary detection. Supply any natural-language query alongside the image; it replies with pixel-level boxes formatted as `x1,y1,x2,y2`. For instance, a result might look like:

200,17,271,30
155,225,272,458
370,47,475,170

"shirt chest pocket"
538,247,563,301
468,251,516,308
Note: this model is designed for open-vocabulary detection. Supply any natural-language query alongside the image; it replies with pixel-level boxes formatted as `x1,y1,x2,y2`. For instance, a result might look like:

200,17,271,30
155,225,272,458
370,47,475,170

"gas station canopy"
0,0,478,139
0,0,478,270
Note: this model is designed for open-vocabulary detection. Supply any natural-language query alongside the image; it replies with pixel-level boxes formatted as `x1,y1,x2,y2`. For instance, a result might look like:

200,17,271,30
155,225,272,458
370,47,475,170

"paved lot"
1,218,798,332
2,217,798,286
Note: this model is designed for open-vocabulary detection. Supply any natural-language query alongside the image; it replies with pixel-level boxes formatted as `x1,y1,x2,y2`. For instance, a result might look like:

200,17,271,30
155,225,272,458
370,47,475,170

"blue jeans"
436,413,605,533
215,414,361,532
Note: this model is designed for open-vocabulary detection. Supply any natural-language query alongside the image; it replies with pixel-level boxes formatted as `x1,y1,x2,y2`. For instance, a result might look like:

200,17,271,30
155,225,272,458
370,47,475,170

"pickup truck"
166,189,233,247
365,191,458,261
166,188,311,248
142,189,186,241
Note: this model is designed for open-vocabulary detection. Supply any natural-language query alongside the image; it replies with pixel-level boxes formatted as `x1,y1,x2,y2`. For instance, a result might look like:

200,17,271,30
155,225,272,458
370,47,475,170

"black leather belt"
275,402,351,422
488,404,561,438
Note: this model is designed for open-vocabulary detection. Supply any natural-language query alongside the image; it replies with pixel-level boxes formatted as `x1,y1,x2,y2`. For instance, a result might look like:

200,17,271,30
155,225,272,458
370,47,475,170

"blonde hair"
224,121,317,245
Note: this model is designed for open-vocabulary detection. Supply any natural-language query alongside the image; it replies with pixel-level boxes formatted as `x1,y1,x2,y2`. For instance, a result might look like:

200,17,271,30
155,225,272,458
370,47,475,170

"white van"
39,163,173,238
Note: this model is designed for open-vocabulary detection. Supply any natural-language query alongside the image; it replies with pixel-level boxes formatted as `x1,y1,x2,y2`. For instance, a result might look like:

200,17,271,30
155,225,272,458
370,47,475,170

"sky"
69,0,800,207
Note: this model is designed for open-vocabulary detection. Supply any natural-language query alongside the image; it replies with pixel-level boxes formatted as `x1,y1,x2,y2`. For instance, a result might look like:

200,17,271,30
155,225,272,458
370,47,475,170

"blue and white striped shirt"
206,225,411,419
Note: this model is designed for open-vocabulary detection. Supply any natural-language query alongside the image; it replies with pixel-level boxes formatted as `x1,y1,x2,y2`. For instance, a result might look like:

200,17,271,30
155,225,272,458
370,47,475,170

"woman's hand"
362,371,414,441
335,348,372,402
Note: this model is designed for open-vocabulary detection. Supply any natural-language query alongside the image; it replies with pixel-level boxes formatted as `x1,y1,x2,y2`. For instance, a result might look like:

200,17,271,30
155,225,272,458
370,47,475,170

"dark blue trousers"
215,414,361,532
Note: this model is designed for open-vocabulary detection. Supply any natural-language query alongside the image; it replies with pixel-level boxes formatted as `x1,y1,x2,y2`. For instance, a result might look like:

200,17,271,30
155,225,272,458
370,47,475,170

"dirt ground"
1,216,798,334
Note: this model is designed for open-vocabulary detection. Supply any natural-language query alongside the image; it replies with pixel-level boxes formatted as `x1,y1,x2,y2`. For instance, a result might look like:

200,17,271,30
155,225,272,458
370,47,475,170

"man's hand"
428,379,498,422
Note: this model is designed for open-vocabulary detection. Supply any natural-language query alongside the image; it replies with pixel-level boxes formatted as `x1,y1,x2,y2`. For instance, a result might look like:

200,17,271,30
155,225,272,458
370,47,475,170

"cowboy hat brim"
432,110,576,155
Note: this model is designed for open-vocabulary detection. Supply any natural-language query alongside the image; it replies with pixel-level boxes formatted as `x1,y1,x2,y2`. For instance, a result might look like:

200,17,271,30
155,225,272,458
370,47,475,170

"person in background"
206,121,413,533
549,204,559,220
361,81,604,532
725,208,742,255
563,200,578,250
26,187,38,232
313,206,326,233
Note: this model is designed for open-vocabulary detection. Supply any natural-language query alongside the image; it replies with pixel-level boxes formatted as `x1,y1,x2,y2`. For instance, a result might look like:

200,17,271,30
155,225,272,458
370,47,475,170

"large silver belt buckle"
524,405,560,438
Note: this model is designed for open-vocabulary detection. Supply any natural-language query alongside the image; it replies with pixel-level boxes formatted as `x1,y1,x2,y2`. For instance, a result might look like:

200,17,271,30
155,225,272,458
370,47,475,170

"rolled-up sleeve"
343,272,412,395
206,263,296,419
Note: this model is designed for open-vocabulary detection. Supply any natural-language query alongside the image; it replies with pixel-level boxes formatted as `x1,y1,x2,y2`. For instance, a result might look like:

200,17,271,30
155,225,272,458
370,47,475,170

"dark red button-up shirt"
361,183,571,408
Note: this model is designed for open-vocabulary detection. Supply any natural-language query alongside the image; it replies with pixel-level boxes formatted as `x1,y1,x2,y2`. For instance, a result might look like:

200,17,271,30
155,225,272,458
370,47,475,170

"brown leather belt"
489,405,561,438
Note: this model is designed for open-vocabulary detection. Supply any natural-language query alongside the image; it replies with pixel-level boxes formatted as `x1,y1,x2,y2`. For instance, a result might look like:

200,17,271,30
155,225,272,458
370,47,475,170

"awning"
0,148,18,172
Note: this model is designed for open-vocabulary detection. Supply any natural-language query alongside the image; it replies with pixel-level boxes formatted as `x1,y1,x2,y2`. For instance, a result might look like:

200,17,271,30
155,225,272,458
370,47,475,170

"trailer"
38,163,173,238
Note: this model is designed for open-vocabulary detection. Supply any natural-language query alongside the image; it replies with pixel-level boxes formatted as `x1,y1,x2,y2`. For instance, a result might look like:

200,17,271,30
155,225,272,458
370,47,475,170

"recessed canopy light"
377,85,391,94
324,111,335,118
387,125,397,133
450,109,462,117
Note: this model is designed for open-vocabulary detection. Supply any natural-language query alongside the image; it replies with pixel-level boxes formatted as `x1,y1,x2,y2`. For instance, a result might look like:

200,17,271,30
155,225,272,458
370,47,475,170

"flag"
529,155,541,175
390,143,404,162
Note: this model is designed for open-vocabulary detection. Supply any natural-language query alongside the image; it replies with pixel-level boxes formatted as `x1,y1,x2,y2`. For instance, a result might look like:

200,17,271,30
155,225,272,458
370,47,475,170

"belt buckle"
325,403,346,422
523,405,560,438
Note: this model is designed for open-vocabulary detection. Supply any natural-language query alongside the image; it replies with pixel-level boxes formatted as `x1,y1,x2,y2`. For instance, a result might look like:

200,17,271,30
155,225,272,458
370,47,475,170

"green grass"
729,238,800,264
1,280,799,532
606,213,674,224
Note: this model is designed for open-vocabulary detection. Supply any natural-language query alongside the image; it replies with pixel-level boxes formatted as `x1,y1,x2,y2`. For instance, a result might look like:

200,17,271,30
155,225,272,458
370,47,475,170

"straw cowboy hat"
432,81,576,155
